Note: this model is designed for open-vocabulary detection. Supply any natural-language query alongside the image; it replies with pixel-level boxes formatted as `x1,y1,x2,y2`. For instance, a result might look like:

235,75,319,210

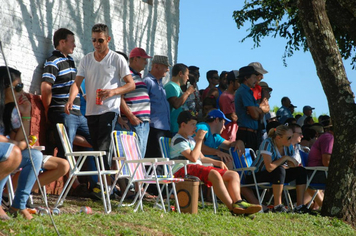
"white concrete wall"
0,0,180,93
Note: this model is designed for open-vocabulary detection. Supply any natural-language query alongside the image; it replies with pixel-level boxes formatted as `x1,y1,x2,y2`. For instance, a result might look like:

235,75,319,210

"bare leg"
222,170,242,203
32,157,70,191
208,170,233,210
296,184,306,206
272,184,283,206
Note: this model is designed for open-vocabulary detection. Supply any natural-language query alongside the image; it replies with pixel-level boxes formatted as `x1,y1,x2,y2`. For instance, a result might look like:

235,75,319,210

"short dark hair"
281,97,289,105
177,110,197,127
53,28,74,48
188,65,199,71
206,70,218,81
172,63,188,77
92,23,109,36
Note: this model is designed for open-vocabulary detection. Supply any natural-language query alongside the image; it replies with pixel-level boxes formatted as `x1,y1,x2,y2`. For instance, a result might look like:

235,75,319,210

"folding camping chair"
113,131,184,212
55,123,117,213
300,150,328,209
230,148,295,209
159,136,218,214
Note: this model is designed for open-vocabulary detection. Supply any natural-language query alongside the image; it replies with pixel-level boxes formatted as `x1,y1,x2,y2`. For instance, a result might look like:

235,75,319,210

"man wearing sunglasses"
41,28,96,198
65,23,135,172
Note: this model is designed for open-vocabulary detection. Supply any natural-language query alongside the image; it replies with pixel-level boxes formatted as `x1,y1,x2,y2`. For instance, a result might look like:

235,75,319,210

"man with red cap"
117,47,152,156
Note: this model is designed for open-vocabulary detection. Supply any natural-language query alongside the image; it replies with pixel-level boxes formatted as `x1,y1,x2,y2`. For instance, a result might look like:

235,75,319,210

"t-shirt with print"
170,133,202,173
252,137,295,172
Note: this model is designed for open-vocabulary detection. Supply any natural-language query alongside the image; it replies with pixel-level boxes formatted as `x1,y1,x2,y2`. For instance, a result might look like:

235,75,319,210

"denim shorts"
0,142,15,162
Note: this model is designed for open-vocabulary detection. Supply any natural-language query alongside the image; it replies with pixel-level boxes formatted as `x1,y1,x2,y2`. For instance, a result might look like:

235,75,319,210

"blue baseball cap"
207,109,231,124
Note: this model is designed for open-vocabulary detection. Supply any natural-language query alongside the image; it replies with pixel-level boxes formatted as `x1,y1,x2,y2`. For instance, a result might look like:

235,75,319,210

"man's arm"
247,106,264,120
101,74,135,100
322,154,331,167
41,81,52,116
65,76,84,114
120,96,142,126
201,143,232,163
167,86,195,109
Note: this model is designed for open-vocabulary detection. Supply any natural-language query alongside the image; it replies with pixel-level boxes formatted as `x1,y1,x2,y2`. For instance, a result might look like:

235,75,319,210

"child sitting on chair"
169,111,262,215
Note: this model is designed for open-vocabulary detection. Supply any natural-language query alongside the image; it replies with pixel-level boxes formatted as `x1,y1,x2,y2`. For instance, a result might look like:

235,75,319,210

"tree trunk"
297,0,356,226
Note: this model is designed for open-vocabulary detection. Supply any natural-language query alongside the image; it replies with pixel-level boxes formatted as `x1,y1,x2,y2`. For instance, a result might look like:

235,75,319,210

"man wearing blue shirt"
235,66,269,152
143,55,171,158
276,97,293,124
196,109,244,169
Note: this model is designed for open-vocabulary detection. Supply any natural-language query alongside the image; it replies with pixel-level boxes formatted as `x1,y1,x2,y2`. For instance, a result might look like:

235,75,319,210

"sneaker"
90,184,106,200
232,200,262,215
293,205,311,214
272,204,289,213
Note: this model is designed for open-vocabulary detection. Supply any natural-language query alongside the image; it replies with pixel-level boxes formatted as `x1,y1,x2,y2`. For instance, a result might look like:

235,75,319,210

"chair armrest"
65,151,106,156
125,158,164,164
305,166,328,171
112,157,126,161
234,167,256,172
171,160,189,165
203,163,213,167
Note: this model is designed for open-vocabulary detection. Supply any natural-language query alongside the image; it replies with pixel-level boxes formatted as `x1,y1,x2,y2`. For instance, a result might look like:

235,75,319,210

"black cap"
237,66,258,78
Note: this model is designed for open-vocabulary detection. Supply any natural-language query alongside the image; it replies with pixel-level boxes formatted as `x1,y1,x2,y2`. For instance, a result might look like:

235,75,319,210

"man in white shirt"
65,24,135,171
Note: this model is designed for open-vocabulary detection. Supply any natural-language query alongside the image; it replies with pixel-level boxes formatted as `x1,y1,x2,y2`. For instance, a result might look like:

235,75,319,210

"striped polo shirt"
121,67,150,122
42,50,81,116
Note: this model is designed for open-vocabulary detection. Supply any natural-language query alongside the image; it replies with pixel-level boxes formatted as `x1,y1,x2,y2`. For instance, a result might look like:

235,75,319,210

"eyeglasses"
92,38,105,43
14,83,24,92
286,136,292,140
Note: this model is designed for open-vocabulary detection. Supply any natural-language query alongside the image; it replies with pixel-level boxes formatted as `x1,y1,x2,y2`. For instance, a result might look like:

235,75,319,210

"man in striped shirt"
117,47,151,156
41,28,95,196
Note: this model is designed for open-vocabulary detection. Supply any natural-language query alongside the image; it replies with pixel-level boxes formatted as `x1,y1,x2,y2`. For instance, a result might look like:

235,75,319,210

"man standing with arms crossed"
65,24,135,174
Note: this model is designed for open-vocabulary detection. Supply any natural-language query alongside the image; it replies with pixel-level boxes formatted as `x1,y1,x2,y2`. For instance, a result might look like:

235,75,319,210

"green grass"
0,198,355,236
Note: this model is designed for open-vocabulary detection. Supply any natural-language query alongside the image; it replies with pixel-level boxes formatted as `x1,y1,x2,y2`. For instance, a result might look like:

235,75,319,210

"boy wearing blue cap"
196,109,244,169
170,111,262,215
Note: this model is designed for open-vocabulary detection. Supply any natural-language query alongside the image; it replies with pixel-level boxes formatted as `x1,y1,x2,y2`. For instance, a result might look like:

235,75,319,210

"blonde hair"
268,125,292,139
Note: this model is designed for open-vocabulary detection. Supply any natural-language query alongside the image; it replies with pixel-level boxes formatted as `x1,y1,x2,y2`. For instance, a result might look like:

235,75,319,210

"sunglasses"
14,83,24,92
286,136,292,140
92,38,105,43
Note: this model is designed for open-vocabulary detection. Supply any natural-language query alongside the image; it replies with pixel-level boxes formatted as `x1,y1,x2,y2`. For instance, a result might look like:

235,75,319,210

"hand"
233,140,245,157
186,85,195,95
195,129,207,141
129,116,143,126
216,161,228,170
98,89,116,100
117,116,130,130
17,93,31,116
216,150,233,163
64,102,73,115
286,156,298,167
231,113,238,122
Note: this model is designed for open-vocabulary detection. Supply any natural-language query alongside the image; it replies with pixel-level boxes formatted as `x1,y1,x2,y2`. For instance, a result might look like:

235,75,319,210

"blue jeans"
12,149,42,210
49,112,98,185
115,121,150,157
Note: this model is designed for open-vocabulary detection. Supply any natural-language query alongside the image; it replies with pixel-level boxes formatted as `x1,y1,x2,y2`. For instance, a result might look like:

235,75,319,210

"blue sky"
177,1,356,117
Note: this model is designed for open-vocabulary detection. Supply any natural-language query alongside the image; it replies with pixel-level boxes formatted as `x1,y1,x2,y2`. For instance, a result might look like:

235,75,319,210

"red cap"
129,47,152,58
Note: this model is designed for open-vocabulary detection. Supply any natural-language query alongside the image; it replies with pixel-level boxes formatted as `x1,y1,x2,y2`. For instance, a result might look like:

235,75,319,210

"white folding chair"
55,123,117,213
114,131,184,212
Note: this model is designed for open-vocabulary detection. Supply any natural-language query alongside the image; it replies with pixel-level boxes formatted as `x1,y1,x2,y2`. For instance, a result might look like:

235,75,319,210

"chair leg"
55,173,77,207
211,186,217,214
200,184,205,208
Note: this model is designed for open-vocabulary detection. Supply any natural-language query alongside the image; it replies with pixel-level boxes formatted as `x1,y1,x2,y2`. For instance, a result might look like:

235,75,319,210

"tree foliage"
233,0,356,67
